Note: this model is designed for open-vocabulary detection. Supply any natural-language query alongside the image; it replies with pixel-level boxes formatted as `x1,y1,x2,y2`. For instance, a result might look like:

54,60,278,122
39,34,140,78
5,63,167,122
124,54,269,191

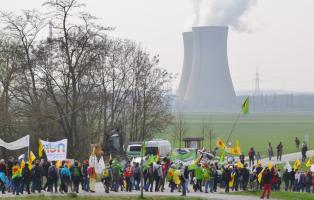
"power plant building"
177,26,236,111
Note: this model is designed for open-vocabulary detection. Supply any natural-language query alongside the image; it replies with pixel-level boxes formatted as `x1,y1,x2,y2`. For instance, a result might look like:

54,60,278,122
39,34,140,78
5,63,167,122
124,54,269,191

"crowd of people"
0,141,312,199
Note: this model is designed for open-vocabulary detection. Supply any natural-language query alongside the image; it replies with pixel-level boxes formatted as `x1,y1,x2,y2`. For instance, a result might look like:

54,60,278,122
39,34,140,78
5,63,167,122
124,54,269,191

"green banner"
170,150,197,165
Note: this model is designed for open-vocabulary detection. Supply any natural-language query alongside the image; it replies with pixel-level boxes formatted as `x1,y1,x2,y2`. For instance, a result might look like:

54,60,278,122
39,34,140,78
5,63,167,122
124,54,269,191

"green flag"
219,150,226,164
242,97,249,115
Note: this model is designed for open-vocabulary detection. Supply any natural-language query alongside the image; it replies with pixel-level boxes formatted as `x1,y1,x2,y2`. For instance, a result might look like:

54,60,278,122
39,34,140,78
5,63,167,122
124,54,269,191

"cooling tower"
176,32,194,105
183,26,236,110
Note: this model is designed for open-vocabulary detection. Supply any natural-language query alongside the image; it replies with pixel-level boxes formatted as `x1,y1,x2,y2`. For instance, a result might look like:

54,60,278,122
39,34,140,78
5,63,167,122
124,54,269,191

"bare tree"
0,0,174,159
173,113,187,149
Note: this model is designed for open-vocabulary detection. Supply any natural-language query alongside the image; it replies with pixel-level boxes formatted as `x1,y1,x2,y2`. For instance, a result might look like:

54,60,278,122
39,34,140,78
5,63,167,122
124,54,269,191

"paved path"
1,183,264,200
259,149,314,165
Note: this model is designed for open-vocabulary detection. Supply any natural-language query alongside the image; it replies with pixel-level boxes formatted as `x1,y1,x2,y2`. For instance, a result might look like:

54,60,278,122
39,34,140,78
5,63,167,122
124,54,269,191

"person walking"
167,164,176,193
248,147,255,167
81,160,89,192
260,168,273,199
276,142,283,161
31,160,42,193
203,164,210,193
71,161,82,193
12,161,22,195
268,143,274,161
21,163,31,194
87,164,96,193
194,163,203,192
153,161,162,192
42,161,51,191
47,161,58,193
239,154,245,165
301,142,308,162
224,166,232,193
241,164,250,191
102,164,112,193
0,159,8,194
180,164,186,196
282,169,290,191
295,137,300,150
124,164,133,192
60,164,72,193
133,163,140,191
146,163,154,192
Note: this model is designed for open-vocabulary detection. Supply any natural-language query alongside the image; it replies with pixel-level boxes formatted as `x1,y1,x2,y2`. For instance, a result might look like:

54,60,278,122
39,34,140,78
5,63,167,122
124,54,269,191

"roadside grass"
158,112,314,156
233,191,314,200
3,194,203,200
276,156,314,171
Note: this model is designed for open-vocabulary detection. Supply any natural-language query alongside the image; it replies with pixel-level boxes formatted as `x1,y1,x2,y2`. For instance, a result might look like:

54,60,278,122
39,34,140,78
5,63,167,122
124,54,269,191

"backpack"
153,167,159,178
48,166,58,178
72,167,80,177
203,169,209,179
134,167,140,179
184,169,189,179
87,166,94,176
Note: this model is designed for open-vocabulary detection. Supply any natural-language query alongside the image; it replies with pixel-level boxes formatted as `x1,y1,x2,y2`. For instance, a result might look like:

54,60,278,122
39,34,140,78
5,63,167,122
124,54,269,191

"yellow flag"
21,160,25,169
256,159,261,167
236,140,241,155
28,151,36,170
229,147,241,155
293,159,301,171
216,137,226,149
306,158,312,168
258,167,265,183
229,173,235,187
38,140,44,158
29,151,36,163
268,162,273,170
56,160,62,168
28,162,33,170
237,161,244,169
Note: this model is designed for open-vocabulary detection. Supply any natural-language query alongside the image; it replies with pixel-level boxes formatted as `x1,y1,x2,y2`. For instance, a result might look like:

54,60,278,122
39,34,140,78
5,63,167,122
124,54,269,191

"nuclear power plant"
177,26,236,111
176,26,314,112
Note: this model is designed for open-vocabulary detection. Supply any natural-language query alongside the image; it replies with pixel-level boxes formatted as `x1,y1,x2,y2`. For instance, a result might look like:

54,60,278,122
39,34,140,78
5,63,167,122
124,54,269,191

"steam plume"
185,0,257,31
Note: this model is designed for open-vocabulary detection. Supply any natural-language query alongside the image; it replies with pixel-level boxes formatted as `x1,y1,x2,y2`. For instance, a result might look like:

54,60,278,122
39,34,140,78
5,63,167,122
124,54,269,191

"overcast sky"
2,0,314,92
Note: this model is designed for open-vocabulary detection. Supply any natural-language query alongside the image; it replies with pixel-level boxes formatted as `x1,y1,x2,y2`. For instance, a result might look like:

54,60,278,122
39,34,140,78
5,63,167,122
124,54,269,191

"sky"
2,0,314,93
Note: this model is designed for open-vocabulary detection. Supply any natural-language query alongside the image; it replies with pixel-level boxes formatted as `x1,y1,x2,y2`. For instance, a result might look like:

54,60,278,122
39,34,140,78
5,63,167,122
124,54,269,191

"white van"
146,139,171,158
126,143,142,158
126,139,171,159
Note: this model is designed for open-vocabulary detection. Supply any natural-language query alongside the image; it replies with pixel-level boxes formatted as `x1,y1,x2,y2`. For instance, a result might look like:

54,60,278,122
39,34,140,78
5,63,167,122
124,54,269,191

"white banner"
0,135,29,150
40,139,67,161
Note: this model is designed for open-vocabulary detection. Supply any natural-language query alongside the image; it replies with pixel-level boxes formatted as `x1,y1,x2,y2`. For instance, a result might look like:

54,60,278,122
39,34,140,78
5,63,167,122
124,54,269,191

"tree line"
0,0,173,159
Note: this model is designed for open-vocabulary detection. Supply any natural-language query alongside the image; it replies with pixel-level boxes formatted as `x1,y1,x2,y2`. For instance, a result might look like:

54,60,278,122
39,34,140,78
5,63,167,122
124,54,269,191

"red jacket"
124,167,133,178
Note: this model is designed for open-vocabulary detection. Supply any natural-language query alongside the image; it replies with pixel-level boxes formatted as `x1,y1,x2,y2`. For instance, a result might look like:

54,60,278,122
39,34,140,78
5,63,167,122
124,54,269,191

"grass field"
3,194,203,200
158,112,314,157
233,191,314,200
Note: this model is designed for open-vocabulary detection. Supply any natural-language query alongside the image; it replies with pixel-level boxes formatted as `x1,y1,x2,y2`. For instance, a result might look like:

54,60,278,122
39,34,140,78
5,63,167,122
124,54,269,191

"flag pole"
226,96,249,144
140,141,144,199
226,110,242,144
27,144,30,161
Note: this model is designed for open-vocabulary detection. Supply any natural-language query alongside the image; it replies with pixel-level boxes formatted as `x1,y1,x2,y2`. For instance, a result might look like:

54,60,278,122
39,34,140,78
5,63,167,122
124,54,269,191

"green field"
159,112,314,156
234,191,314,200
